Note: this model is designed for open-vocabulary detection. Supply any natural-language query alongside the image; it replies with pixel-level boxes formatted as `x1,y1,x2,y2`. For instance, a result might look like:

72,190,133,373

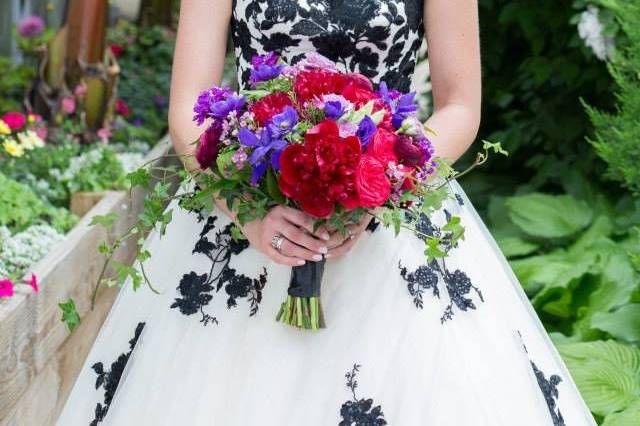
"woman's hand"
241,206,331,267
325,213,374,259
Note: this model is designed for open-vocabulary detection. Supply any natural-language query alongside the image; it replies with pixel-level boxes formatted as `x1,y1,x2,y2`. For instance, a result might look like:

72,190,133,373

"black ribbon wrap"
287,258,326,298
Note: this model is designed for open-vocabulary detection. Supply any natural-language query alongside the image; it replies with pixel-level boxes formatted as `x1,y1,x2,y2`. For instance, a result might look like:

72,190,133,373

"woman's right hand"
240,206,330,266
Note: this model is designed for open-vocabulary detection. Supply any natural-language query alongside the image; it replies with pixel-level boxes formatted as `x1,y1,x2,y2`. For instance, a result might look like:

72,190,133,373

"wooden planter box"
0,136,178,426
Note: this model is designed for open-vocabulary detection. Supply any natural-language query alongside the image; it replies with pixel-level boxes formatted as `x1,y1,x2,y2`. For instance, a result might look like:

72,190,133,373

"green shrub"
0,57,34,113
585,0,640,194
0,172,77,234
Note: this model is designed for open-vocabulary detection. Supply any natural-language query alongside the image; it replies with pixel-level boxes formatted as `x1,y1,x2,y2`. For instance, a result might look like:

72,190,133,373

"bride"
59,0,596,425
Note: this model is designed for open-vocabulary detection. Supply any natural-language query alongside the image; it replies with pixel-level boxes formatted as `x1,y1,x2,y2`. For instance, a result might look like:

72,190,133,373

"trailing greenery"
584,0,640,194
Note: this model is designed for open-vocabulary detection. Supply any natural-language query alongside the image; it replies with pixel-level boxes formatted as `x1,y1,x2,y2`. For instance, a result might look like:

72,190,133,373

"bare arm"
168,0,328,265
423,0,482,162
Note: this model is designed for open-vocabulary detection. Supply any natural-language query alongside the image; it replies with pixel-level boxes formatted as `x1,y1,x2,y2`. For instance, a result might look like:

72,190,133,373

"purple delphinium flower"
377,81,402,105
391,92,418,129
356,116,376,148
268,106,298,137
250,52,286,85
324,101,345,120
238,127,288,184
193,87,232,125
209,94,246,119
17,15,45,38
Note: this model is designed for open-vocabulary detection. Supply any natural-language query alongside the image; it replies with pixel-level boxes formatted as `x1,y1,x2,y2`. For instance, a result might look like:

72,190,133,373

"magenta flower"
61,96,76,115
0,279,14,298
25,273,39,293
196,121,223,169
17,15,45,38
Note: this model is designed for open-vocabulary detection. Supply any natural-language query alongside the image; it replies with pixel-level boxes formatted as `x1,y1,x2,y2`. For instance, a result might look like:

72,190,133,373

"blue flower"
356,116,376,148
209,94,246,119
250,52,286,85
324,101,345,120
377,81,418,129
238,127,288,184
268,106,298,138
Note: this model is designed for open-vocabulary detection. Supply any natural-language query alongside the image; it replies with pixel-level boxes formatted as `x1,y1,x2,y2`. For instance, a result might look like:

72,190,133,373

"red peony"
196,121,222,169
250,92,293,126
366,128,398,166
1,112,26,130
279,120,362,217
115,98,131,117
293,70,348,103
355,155,391,207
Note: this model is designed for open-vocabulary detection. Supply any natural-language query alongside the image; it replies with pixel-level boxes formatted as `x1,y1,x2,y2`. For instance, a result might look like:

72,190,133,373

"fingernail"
319,246,328,254
312,254,323,261
321,232,330,240
325,253,332,259
297,260,306,265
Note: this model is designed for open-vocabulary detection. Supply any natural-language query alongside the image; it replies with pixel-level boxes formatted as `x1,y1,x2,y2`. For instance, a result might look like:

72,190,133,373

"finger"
266,246,306,267
280,208,330,240
280,239,324,262
326,228,352,249
325,234,359,259
279,223,328,254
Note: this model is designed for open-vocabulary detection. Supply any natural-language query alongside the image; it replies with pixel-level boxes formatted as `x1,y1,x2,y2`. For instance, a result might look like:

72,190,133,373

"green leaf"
602,400,640,426
89,213,119,229
126,167,151,189
482,139,509,156
59,298,81,332
557,340,640,417
505,193,594,239
592,304,640,343
265,169,285,204
496,236,540,257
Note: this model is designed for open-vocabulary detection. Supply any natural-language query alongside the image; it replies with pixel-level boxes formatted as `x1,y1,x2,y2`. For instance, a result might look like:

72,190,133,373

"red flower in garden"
250,92,293,126
25,273,39,293
279,120,362,217
109,44,124,58
196,120,223,169
293,70,348,103
355,155,391,207
366,128,398,166
115,98,131,117
1,112,26,130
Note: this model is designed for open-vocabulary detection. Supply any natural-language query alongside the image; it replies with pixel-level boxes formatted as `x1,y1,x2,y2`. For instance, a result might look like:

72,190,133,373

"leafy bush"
0,57,34,113
0,172,77,233
54,146,127,193
584,0,640,194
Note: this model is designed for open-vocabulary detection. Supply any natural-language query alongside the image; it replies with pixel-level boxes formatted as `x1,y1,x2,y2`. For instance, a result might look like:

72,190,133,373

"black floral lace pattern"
231,0,425,91
170,215,268,326
340,364,387,426
90,322,145,425
399,210,484,322
518,332,565,426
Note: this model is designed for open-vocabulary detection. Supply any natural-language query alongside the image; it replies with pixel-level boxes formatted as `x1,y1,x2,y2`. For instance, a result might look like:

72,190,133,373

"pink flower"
0,279,14,298
17,15,45,38
61,96,76,115
74,83,87,98
25,273,39,293
97,128,112,144
1,112,26,130
35,126,48,140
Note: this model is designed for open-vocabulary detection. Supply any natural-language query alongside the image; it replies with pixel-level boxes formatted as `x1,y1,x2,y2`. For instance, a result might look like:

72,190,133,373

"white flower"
578,6,615,61
0,225,65,279
17,130,45,150
115,152,145,174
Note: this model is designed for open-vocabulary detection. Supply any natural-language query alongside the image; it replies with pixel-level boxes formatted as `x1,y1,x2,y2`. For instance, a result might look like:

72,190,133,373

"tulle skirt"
58,181,595,425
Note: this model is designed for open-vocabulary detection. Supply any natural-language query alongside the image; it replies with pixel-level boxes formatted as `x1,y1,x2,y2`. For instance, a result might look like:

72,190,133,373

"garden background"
0,0,639,425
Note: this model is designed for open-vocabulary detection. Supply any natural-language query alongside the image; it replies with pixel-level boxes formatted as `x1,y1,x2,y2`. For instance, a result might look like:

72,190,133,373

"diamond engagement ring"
271,234,285,252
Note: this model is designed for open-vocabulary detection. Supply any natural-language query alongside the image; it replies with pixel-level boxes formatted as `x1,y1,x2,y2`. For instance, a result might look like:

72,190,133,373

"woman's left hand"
324,213,373,259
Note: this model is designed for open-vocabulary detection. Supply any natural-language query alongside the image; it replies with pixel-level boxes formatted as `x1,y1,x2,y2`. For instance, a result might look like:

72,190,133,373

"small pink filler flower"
0,279,15,298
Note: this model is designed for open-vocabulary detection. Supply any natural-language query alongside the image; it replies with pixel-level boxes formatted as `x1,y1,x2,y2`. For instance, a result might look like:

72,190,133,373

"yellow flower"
27,114,36,124
17,130,45,150
0,119,10,135
3,139,25,157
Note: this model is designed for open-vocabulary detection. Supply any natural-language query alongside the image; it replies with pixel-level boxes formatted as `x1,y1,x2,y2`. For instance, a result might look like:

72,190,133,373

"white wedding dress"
59,1,596,425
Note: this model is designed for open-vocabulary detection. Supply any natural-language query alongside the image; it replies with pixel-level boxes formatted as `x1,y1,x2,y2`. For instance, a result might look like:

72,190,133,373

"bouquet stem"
276,258,326,330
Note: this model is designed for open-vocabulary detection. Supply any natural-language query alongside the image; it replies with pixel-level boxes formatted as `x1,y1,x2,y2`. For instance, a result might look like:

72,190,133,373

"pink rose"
355,155,391,207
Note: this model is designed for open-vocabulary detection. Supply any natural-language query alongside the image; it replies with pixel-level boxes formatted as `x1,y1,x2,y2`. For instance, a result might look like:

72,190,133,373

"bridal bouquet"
85,51,504,332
